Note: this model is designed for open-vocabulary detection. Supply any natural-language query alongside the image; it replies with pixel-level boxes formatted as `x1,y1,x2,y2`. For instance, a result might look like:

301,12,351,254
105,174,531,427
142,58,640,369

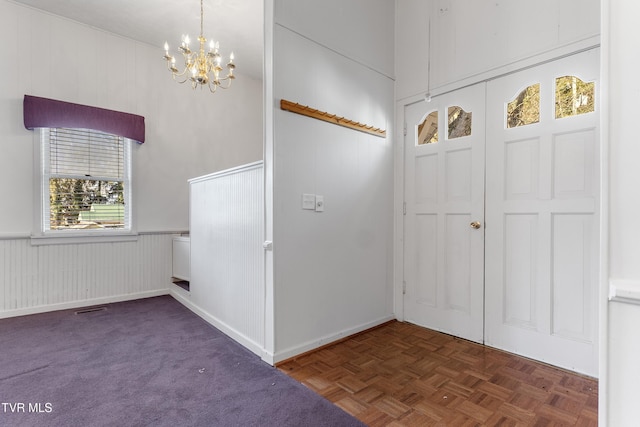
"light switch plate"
302,194,316,210
315,195,324,212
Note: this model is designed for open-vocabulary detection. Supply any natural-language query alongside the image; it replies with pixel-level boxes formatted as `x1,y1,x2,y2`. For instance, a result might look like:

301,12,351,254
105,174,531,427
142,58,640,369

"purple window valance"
23,95,145,144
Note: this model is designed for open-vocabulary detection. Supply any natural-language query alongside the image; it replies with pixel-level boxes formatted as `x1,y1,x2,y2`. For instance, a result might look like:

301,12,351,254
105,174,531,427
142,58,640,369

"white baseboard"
272,315,396,364
169,290,393,366
0,289,170,319
170,289,266,361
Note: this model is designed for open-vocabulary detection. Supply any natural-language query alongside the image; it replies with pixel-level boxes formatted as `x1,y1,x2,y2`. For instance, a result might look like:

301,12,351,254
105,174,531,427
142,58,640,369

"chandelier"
163,0,235,93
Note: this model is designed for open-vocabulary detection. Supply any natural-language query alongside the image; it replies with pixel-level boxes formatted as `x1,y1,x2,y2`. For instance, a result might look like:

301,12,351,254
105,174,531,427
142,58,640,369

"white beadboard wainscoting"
174,162,266,360
0,233,175,318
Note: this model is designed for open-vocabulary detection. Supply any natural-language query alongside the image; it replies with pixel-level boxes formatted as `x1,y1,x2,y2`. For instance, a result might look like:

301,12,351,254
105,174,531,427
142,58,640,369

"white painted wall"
0,0,262,315
274,0,395,79
178,163,265,359
395,0,601,100
603,1,640,425
269,0,395,362
0,0,263,236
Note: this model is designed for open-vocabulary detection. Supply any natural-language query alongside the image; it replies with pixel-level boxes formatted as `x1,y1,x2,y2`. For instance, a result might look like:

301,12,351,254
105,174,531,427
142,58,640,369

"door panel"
404,83,486,343
485,49,599,376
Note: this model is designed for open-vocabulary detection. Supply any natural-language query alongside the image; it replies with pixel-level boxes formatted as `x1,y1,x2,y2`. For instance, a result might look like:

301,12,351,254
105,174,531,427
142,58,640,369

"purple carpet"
0,296,365,427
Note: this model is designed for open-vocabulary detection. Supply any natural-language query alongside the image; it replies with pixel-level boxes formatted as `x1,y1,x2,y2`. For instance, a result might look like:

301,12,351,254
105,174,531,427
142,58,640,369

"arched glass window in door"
417,111,438,145
507,83,540,128
448,106,472,139
555,76,595,119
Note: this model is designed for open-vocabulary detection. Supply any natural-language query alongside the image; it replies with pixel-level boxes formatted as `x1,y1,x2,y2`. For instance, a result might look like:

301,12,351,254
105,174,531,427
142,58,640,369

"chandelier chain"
200,0,204,39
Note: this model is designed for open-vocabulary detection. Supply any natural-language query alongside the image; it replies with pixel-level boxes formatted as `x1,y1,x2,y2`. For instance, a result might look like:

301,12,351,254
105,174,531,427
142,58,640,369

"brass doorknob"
470,221,481,229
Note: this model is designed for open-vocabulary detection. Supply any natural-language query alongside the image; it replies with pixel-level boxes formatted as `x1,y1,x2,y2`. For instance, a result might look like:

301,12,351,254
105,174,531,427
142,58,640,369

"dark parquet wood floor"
278,321,598,426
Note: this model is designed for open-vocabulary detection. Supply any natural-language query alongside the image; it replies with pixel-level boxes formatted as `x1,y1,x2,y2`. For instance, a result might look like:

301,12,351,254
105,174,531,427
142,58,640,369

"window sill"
30,232,139,246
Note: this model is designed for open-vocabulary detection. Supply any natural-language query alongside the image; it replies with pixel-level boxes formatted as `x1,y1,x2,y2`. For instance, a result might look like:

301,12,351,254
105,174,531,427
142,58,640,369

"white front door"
403,83,486,343
484,49,599,376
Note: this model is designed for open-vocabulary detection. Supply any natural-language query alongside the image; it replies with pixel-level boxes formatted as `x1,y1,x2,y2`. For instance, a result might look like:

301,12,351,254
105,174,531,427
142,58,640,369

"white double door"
403,49,599,376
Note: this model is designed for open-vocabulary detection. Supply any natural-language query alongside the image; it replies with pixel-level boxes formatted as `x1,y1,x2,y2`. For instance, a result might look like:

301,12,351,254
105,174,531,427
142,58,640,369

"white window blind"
42,128,131,232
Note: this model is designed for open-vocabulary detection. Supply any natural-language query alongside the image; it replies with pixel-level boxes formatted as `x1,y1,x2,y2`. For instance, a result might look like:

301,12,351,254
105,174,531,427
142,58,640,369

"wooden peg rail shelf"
280,99,386,138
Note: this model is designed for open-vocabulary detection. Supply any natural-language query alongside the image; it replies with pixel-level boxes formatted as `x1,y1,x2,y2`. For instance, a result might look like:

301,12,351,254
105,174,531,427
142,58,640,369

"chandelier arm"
215,76,234,89
170,66,192,78
174,76,192,85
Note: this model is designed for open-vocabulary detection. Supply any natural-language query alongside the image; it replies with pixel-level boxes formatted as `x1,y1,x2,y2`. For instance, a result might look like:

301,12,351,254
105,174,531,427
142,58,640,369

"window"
555,75,595,119
507,83,540,128
23,95,143,242
447,106,472,139
39,127,132,235
417,111,439,145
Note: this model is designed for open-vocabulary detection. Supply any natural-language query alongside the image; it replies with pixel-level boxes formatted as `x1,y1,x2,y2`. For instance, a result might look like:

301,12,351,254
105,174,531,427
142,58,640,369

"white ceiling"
12,0,264,80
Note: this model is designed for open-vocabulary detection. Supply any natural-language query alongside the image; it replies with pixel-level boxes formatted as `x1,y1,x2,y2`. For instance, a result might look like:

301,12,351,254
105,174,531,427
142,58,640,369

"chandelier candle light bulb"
163,0,235,93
